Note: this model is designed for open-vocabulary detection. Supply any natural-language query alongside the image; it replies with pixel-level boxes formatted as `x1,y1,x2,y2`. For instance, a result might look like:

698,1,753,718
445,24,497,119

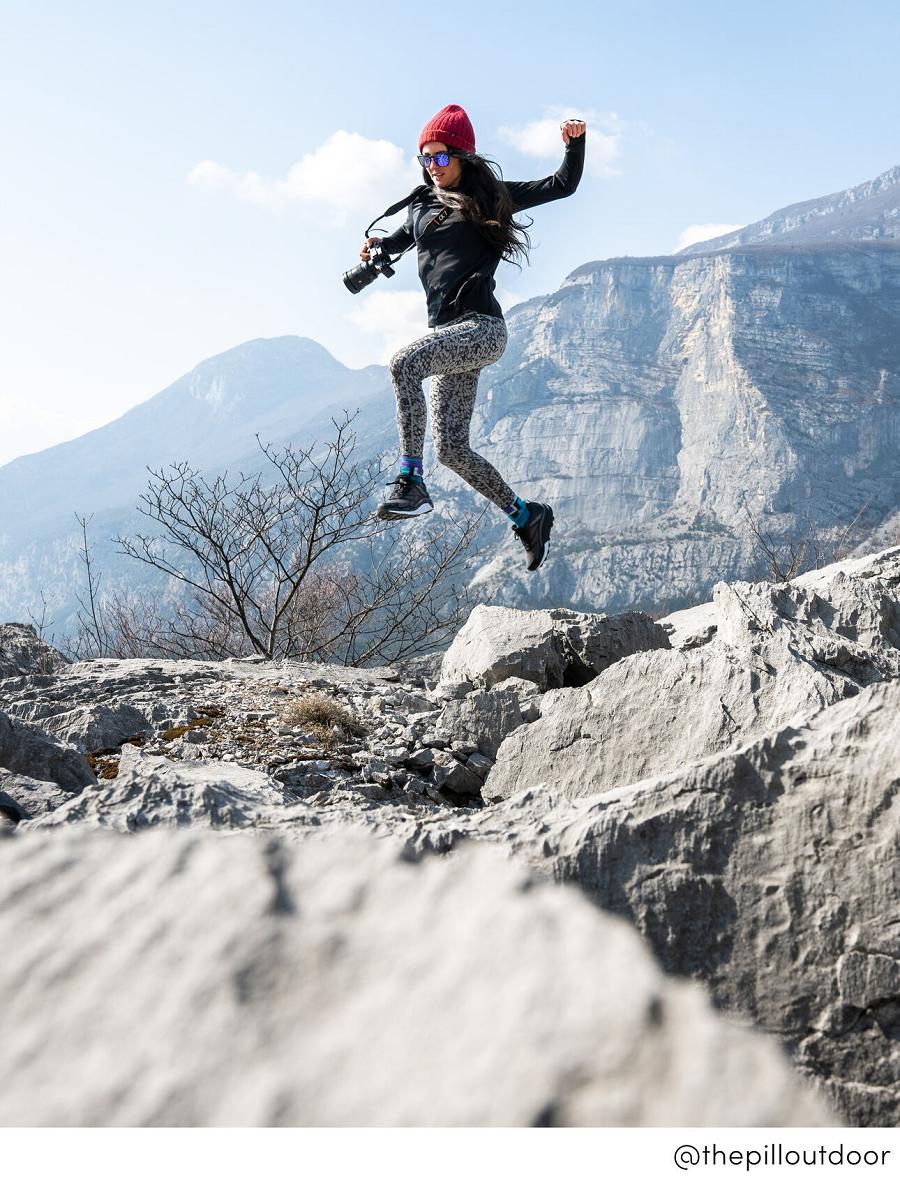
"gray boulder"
792,545,900,596
0,622,69,678
439,604,670,692
13,701,153,753
715,568,900,682
27,751,298,831
430,750,483,797
658,545,900,655
486,557,900,803
0,829,830,1126
0,710,95,791
435,681,530,759
0,771,74,822
656,601,719,650
495,679,900,1126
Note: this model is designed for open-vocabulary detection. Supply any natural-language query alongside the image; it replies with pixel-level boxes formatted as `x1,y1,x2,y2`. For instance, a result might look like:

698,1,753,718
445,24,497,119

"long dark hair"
421,152,533,269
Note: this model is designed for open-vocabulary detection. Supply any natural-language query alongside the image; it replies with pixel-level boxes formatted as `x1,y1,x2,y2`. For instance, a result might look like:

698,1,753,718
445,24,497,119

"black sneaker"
376,475,434,520
512,501,554,571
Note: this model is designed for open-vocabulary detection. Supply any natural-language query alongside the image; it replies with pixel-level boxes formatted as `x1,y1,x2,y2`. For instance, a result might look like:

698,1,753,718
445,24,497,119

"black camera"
343,242,396,294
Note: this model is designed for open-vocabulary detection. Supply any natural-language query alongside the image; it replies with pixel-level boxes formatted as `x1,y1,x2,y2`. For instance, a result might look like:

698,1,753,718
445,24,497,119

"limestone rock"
792,545,900,596
0,710,95,791
430,750,483,797
1,548,897,1125
715,568,900,681
27,751,298,832
0,622,69,678
405,748,435,771
439,604,669,693
435,683,527,759
0,771,74,822
0,829,830,1127
465,753,494,780
486,555,900,803
657,601,719,650
494,679,900,1126
11,701,153,754
657,546,900,657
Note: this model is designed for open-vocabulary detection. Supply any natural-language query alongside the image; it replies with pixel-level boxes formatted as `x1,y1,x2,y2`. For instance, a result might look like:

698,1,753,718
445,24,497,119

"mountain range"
677,163,900,253
2,163,900,633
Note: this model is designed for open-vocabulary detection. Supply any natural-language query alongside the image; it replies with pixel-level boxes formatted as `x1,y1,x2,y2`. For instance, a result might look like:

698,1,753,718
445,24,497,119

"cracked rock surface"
486,546,900,803
490,680,900,1126
0,828,829,1127
438,604,670,692
2,547,899,1126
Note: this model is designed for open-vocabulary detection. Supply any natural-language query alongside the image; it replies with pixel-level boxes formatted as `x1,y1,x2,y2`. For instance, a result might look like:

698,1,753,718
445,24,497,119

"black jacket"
380,134,586,327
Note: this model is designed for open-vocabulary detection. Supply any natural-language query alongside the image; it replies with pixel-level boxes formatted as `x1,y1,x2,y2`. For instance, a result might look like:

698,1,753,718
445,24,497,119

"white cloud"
187,131,422,223
674,223,744,252
344,289,429,363
497,107,622,177
185,160,235,188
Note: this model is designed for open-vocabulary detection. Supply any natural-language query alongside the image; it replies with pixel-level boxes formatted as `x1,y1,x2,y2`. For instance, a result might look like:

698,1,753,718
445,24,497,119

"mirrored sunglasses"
417,150,457,168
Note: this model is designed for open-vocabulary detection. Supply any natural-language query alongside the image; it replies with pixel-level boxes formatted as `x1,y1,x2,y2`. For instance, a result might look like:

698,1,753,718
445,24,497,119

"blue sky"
1,0,898,465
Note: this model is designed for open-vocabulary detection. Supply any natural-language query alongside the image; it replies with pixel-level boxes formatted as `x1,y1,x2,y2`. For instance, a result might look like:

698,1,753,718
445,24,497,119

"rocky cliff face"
433,243,900,610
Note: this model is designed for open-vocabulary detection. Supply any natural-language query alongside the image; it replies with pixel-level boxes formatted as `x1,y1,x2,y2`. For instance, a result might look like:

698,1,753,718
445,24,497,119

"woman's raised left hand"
560,119,587,145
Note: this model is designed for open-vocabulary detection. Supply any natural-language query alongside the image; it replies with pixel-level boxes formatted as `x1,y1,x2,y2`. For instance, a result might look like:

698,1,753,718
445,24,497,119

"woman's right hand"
360,236,380,261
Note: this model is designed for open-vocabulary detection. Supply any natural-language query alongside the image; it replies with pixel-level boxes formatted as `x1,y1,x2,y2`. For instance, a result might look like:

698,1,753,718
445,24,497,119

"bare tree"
272,517,483,665
23,588,63,674
741,495,875,584
26,589,57,644
72,512,112,656
107,410,483,663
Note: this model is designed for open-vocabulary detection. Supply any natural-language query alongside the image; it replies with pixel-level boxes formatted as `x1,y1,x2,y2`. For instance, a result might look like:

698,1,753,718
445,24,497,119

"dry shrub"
281,692,366,746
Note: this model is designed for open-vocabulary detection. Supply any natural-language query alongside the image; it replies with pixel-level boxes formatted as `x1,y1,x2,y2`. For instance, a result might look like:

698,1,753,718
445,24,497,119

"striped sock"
399,454,424,484
503,495,531,528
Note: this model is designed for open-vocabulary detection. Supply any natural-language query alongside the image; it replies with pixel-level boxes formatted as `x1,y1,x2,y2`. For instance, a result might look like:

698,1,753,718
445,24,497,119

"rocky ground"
2,547,899,1126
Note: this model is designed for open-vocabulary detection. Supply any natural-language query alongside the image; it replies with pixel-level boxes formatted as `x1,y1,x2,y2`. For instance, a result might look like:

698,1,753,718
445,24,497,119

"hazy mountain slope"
678,163,900,255
0,336,387,546
0,338,397,629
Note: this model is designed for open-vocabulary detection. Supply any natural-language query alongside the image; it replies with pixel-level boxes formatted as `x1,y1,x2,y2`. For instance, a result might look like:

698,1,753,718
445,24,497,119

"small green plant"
281,692,366,746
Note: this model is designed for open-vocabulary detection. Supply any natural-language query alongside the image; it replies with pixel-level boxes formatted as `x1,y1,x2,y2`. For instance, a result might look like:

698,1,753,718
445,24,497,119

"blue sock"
399,454,424,484
504,495,531,528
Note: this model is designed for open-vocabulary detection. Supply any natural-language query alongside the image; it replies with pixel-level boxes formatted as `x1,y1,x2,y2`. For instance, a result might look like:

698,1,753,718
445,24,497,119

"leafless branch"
741,494,878,584
72,513,112,657
102,410,483,664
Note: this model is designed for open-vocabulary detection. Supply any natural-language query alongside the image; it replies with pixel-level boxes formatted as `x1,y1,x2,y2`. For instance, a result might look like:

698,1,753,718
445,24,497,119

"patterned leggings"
388,312,516,509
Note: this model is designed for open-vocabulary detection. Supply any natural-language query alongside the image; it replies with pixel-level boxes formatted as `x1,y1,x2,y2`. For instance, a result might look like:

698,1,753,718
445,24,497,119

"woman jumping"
360,103,586,571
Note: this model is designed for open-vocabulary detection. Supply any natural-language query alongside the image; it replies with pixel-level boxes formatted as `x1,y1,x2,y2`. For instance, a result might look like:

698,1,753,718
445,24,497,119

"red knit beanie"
418,103,476,154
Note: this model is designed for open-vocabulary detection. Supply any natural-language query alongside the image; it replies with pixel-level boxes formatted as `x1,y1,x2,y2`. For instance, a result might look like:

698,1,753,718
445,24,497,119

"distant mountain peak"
0,334,392,550
678,162,900,255
179,335,345,415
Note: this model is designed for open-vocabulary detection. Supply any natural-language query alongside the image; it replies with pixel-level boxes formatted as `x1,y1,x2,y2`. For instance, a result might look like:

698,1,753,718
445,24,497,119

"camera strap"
365,188,426,233
365,187,452,260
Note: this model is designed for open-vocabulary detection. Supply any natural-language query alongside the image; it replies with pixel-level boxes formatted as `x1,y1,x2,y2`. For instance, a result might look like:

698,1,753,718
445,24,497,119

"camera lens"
342,260,379,294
